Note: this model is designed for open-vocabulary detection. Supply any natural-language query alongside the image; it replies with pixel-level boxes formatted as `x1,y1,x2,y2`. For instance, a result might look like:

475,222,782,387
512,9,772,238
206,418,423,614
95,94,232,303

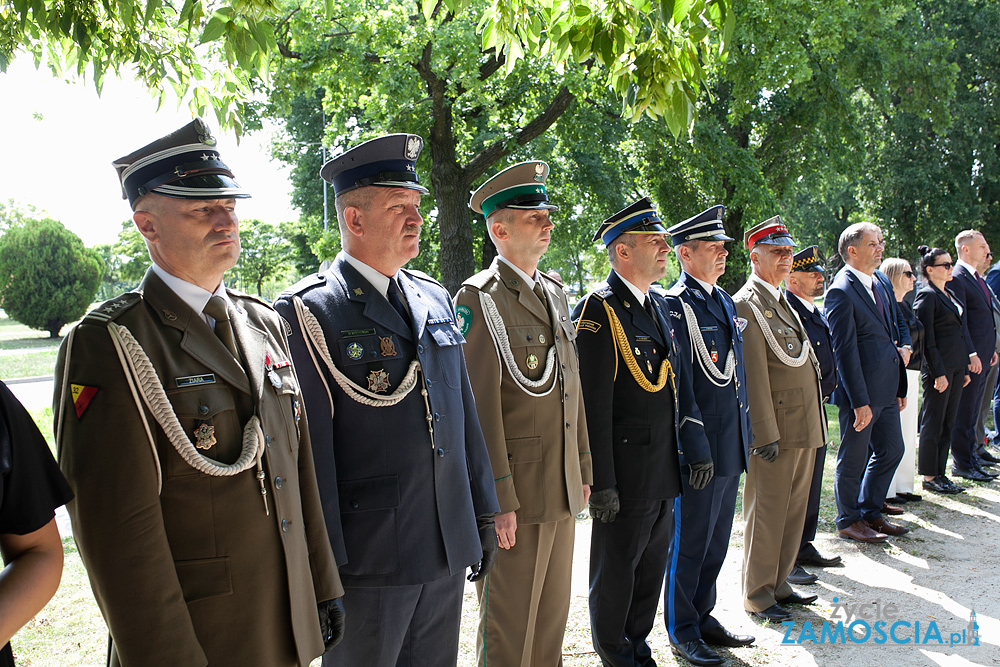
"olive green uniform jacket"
55,270,342,667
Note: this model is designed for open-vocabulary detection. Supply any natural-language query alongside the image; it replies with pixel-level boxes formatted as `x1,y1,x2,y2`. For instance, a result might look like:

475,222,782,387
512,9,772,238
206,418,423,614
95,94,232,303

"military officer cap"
744,215,798,251
791,245,825,273
667,205,733,244
470,161,558,219
320,133,430,196
592,197,668,247
113,118,249,208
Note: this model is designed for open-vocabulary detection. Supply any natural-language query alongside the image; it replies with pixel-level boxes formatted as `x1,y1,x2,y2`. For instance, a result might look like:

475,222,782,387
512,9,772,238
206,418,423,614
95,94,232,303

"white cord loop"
746,301,812,367
479,290,558,397
680,300,735,387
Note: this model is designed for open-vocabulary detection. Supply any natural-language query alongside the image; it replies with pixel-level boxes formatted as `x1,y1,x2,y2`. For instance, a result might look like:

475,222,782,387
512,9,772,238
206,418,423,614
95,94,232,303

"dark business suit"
985,262,1000,437
949,262,996,470
274,254,499,667
661,272,750,645
573,270,710,667
825,268,909,529
914,283,973,476
786,291,836,555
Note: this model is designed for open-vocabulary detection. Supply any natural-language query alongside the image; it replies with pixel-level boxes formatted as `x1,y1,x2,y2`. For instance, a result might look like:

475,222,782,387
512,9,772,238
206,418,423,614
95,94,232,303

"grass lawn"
0,309,87,379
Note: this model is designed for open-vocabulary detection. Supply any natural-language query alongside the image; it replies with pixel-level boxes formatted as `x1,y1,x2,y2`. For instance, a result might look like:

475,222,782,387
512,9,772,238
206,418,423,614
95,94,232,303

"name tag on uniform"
176,374,216,387
341,328,376,338
635,335,652,342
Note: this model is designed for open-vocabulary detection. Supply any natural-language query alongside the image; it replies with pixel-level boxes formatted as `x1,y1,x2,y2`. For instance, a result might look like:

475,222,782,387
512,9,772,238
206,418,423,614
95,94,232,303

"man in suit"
733,217,826,623
454,161,592,666
55,119,344,667
273,134,500,667
573,198,712,667
784,246,842,585
948,230,998,481
825,222,912,543
983,255,1000,454
660,205,754,667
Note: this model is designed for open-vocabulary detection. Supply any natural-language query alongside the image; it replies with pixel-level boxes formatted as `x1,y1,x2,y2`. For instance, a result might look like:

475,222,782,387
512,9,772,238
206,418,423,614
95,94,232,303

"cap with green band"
470,161,558,219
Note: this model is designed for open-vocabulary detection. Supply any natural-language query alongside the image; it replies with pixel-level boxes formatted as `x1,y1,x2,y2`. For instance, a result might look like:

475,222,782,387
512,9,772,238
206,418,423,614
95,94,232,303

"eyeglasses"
932,262,954,269
903,271,915,278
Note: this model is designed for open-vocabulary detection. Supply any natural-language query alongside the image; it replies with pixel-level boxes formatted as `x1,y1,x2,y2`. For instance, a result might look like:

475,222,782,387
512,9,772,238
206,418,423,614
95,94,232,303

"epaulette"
82,292,142,325
403,268,444,288
279,272,326,298
591,283,613,301
462,269,497,291
665,283,686,297
649,283,667,295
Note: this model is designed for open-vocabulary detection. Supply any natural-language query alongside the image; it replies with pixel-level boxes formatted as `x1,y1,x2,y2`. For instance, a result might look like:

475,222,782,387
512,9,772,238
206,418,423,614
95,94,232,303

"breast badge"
347,342,365,360
194,422,216,450
526,354,539,370
368,369,391,393
380,335,397,357
538,333,546,344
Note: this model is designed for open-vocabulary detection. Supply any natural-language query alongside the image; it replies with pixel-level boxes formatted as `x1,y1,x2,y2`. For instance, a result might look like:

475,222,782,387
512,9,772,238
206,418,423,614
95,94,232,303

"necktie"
386,278,409,323
644,296,662,336
204,296,241,362
871,281,887,322
977,273,992,304
533,282,548,309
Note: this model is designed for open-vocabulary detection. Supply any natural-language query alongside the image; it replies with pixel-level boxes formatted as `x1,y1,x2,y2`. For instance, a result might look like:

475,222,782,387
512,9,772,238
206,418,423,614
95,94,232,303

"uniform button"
274,476,283,489
281,519,290,532
565,422,571,428
265,435,272,446
561,363,566,369
527,335,533,341
418,344,424,353
622,437,629,444
426,378,433,388
555,334,560,341
437,448,445,457
434,412,441,421
565,393,570,399
351,499,359,509
198,405,209,415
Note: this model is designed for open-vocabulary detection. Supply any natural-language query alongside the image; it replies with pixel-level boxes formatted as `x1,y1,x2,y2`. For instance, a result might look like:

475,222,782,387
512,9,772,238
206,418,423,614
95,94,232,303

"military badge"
538,334,546,345
534,162,545,180
405,135,422,160
293,397,301,423
194,422,216,450
764,310,773,318
367,369,391,393
347,342,365,360
711,349,719,363
353,287,364,296
456,304,472,336
162,309,178,321
735,316,748,333
269,370,282,388
526,354,539,370
70,384,98,419
379,335,397,357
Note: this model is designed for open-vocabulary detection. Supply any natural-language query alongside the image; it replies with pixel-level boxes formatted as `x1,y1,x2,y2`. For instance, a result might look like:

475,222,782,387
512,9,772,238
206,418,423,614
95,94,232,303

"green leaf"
200,15,228,45
421,0,435,22
673,0,691,24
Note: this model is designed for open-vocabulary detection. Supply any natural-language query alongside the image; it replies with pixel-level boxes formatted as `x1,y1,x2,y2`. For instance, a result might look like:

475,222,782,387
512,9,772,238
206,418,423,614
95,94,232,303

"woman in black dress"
913,246,973,494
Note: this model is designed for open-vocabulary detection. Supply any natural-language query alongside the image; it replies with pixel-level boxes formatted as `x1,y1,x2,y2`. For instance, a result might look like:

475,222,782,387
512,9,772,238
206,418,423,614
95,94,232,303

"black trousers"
918,367,966,477
799,444,828,552
590,498,673,667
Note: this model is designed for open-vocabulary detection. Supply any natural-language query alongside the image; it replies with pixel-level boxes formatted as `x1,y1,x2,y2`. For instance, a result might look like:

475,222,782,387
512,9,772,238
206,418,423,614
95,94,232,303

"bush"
0,218,103,338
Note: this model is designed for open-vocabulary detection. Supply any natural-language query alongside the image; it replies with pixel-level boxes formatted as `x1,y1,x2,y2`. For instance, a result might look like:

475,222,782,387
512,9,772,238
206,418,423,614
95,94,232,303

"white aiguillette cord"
746,300,812,368
292,296,437,450
106,322,270,514
479,290,558,397
680,300,735,387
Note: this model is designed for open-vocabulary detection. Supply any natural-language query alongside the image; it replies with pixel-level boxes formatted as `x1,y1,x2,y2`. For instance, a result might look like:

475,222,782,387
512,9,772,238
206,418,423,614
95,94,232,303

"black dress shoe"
973,454,999,470
749,604,792,621
897,491,923,501
701,626,755,647
885,495,907,504
940,476,966,493
786,564,818,585
797,544,843,567
977,462,1000,477
980,449,1000,464
923,477,949,493
670,639,724,666
952,465,994,482
776,591,818,605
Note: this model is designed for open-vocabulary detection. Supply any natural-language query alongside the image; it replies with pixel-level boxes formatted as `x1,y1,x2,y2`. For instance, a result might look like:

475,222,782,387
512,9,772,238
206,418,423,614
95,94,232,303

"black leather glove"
317,597,346,652
752,441,779,462
468,515,498,582
688,458,715,490
589,487,620,523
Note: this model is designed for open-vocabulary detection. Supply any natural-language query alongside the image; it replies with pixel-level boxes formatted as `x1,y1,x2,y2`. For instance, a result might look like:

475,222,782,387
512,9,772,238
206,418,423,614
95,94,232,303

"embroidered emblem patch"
379,335,397,357
577,319,601,333
70,384,98,419
194,422,216,450
367,369,391,393
735,317,748,333
347,342,365,360
456,305,472,336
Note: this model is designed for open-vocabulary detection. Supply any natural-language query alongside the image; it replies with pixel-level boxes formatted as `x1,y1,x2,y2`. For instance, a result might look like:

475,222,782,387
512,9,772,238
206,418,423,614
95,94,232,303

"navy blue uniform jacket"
825,268,910,410
274,255,499,588
665,272,751,477
787,291,838,402
571,271,710,499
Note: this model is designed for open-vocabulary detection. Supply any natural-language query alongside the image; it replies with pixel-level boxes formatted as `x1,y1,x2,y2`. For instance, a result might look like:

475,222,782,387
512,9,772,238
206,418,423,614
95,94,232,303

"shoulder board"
402,269,443,288
649,283,667,295
538,271,563,287
665,283,685,297
280,272,326,298
462,269,498,291
83,292,142,325
591,283,613,301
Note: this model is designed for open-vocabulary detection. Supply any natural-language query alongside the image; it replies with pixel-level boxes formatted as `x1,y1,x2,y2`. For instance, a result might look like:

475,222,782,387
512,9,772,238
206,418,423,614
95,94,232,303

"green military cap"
470,161,558,219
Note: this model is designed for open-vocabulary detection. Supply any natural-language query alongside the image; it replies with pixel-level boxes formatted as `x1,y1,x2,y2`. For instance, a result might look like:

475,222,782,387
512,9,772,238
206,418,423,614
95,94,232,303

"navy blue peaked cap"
113,118,249,208
592,197,667,247
321,134,430,196
667,205,733,244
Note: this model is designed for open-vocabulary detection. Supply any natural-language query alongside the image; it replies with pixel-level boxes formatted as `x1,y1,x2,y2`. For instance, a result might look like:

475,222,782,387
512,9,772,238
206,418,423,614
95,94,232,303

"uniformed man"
54,119,344,667
732,217,826,622
573,198,712,667
272,134,500,667
454,161,592,666
784,246,843,586
662,206,754,666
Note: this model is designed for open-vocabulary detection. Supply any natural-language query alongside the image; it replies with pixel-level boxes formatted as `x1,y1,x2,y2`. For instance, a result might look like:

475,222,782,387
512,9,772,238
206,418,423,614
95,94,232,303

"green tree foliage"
231,218,292,296
94,220,150,299
0,217,102,338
